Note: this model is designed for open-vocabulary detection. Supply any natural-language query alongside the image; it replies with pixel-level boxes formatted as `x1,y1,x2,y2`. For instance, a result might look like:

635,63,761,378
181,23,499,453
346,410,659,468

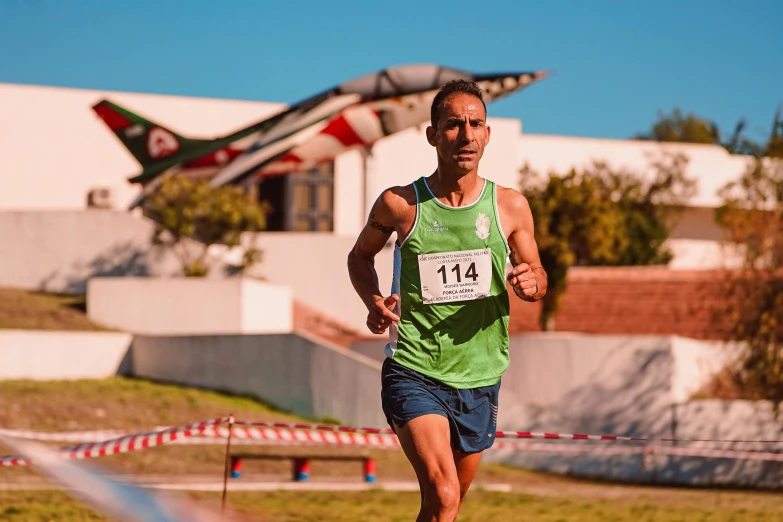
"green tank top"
386,176,511,388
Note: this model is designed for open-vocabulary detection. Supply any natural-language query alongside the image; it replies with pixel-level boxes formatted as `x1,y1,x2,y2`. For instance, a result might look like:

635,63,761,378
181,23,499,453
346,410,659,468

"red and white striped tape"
494,441,640,455
492,441,783,462
3,419,782,466
5,420,782,446
0,418,227,467
210,427,783,462
200,426,400,447
233,420,783,445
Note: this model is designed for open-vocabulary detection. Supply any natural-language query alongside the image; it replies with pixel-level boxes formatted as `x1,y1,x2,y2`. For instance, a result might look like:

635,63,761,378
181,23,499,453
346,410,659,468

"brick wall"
509,267,731,340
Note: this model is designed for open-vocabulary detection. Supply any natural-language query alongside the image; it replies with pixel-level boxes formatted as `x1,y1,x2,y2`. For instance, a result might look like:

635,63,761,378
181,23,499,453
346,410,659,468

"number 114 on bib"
418,248,492,305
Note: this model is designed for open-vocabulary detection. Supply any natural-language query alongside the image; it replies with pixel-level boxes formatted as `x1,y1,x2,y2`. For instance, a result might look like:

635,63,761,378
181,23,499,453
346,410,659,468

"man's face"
426,93,491,174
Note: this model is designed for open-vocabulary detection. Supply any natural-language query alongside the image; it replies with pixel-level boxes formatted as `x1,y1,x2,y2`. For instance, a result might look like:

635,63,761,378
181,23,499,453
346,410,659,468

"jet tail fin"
92,99,210,168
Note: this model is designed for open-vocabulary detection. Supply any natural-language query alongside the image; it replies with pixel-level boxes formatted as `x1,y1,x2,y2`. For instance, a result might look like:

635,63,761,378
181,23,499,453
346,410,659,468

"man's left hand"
507,263,538,298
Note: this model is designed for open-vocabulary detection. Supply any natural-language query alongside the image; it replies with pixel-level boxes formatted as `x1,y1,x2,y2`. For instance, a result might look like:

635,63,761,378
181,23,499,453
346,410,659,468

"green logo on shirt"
425,219,449,232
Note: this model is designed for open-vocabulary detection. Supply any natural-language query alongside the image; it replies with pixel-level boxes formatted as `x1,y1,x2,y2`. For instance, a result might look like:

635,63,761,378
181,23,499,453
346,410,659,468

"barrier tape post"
221,414,235,517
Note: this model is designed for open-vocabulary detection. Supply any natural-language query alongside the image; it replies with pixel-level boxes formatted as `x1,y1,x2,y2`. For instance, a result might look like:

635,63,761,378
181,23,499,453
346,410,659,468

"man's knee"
423,473,461,512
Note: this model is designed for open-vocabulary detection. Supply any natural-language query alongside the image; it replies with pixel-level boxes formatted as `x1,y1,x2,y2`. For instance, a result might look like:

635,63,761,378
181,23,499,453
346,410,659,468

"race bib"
418,248,492,305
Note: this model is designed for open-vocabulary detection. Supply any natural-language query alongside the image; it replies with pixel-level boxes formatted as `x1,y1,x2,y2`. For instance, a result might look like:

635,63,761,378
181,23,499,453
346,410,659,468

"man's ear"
485,125,491,146
426,126,436,147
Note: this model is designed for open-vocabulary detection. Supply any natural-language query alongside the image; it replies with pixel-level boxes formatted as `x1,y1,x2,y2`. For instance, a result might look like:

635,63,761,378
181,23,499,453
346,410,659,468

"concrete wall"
670,336,741,403
498,333,735,436
670,206,724,242
0,210,187,293
131,332,385,428
332,148,366,237
0,210,392,333
667,206,742,269
87,277,293,335
489,399,783,489
0,330,132,379
349,339,388,364
243,232,395,333
666,238,740,269
349,333,735,435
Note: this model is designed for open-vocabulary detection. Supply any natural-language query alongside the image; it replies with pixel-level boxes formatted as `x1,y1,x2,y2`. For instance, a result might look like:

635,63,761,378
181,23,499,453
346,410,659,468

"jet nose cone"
474,70,549,101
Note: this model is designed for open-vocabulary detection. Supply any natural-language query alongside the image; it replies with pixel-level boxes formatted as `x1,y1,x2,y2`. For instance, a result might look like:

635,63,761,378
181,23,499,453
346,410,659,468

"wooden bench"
230,452,377,482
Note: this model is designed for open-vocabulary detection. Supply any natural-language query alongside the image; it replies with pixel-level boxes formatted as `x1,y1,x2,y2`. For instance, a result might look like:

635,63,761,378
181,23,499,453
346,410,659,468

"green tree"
521,153,695,330
634,106,783,157
144,174,268,277
715,154,783,409
765,108,783,158
634,107,720,144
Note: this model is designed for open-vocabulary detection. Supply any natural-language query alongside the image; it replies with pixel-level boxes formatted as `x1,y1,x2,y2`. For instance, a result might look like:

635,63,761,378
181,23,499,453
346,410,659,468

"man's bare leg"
452,450,482,509
394,415,462,522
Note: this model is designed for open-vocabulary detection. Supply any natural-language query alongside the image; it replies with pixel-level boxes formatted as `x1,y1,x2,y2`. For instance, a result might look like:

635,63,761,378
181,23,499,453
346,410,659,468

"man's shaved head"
430,80,486,128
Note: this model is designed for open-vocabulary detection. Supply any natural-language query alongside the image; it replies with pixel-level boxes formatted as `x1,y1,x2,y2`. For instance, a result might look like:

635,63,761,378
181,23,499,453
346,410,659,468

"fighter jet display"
92,64,547,205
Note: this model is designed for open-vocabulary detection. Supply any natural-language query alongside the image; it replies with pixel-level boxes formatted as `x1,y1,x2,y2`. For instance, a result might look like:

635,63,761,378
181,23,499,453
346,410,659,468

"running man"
347,79,547,522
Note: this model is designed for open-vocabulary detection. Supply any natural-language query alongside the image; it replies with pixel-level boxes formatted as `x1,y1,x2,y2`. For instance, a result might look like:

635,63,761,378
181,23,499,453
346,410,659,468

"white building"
0,81,752,325
1,82,750,259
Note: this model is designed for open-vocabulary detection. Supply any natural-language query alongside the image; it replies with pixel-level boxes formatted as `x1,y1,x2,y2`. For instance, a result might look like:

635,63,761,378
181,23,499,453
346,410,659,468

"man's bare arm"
499,187,547,302
348,200,394,310
347,187,414,333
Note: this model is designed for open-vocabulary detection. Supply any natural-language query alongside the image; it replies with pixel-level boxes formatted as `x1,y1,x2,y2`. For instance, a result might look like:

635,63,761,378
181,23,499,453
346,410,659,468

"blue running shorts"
380,357,500,454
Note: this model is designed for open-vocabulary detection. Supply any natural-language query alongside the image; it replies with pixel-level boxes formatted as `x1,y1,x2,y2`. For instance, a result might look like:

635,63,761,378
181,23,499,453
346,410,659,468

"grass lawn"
0,287,106,331
219,489,783,522
2,489,783,522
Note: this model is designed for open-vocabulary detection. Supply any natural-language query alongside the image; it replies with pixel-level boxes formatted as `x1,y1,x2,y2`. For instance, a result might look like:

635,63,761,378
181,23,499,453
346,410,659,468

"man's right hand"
367,294,400,334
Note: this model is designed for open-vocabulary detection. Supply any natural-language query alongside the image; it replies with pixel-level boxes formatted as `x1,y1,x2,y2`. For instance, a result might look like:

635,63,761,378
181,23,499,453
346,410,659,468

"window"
256,162,334,232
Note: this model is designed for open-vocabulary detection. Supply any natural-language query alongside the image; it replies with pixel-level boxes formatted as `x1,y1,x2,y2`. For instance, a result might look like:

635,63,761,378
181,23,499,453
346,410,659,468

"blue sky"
1,0,780,141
